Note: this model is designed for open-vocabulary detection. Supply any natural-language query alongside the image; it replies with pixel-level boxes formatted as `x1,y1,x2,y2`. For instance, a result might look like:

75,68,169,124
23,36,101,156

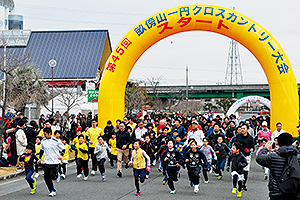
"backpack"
276,154,300,194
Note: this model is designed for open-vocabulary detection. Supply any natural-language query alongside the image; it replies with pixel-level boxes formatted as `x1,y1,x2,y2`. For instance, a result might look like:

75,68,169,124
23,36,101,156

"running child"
108,132,117,169
34,136,43,178
184,140,208,193
214,135,230,180
174,135,185,154
155,138,168,184
256,138,269,180
75,135,89,180
94,136,112,180
128,139,151,196
141,135,155,177
200,138,217,183
226,142,248,198
162,138,184,194
20,144,39,195
59,136,71,179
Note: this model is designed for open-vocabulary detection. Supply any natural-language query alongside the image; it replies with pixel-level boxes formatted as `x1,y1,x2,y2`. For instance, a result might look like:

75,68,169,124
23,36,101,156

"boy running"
75,135,89,180
94,136,112,180
226,142,248,198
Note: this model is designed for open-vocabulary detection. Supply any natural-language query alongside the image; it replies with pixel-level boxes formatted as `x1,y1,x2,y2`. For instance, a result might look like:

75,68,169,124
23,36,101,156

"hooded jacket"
256,145,300,198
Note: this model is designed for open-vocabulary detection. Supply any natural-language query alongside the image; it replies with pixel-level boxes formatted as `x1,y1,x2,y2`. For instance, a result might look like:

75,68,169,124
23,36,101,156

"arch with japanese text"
98,5,298,136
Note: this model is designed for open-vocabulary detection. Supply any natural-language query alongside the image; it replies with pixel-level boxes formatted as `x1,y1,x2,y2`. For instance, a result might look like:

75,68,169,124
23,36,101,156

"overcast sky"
16,0,300,86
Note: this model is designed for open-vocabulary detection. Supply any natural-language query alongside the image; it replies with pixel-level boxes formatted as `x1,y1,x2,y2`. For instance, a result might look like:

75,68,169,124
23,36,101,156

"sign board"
88,90,99,102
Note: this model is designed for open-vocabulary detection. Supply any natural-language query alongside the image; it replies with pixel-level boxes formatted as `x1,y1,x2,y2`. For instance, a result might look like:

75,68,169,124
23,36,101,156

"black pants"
96,158,106,174
167,167,180,191
43,164,59,192
77,158,89,177
233,175,243,192
89,147,97,171
59,163,67,175
188,167,201,185
203,168,209,181
109,154,117,166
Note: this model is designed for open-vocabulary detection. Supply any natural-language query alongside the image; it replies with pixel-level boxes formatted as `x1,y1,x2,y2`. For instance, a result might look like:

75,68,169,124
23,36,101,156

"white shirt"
41,136,65,164
134,127,148,141
271,129,285,141
186,128,205,147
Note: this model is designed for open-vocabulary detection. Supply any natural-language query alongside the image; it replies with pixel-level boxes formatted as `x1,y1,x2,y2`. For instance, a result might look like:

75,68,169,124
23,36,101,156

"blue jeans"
216,158,226,176
25,167,35,189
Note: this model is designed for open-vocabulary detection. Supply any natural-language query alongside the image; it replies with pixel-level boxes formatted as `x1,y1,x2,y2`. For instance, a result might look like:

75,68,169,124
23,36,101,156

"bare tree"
146,75,163,100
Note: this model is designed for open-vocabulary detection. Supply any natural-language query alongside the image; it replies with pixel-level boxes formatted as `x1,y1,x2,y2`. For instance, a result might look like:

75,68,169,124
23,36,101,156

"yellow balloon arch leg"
98,5,299,136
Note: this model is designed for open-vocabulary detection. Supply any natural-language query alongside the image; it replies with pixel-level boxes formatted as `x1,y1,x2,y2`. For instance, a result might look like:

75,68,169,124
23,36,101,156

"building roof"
3,30,112,79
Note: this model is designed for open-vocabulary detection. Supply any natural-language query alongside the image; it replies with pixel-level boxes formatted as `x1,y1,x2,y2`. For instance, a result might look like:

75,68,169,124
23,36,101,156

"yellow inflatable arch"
99,5,299,136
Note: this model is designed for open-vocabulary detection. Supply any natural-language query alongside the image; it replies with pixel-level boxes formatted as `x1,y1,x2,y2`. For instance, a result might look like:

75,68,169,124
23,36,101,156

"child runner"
94,136,112,180
155,138,168,184
174,135,185,154
184,140,208,193
34,136,43,178
75,135,89,180
226,142,248,198
214,135,230,180
256,138,270,180
162,138,184,194
128,139,151,196
141,135,155,178
108,132,117,169
200,138,217,183
20,144,39,195
59,136,71,179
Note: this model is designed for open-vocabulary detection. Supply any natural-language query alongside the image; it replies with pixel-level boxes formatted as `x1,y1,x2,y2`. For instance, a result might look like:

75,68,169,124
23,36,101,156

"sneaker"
84,176,89,181
117,171,122,178
61,174,65,179
264,174,268,180
102,174,106,181
158,168,162,172
125,163,129,169
190,182,194,187
204,180,209,184
110,166,114,169
56,173,60,182
152,160,156,166
30,178,37,195
145,175,149,179
34,173,39,179
48,190,56,197
77,174,82,179
135,191,141,196
91,170,95,176
232,188,237,194
218,176,223,180
162,180,167,185
30,187,36,195
215,173,219,177
237,191,242,198
194,185,199,193
243,186,247,191
169,190,176,194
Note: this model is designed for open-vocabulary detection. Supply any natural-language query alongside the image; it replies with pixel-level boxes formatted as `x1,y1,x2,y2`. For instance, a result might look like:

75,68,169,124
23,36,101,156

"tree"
146,75,163,100
216,97,235,113
204,102,217,112
125,81,152,115
0,49,50,157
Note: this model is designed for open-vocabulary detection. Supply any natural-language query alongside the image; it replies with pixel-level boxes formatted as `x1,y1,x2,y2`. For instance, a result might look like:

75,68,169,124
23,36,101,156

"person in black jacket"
184,140,208,194
226,142,248,198
162,138,184,194
256,133,300,200
104,120,114,141
24,121,38,145
116,122,133,178
214,136,230,180
232,124,254,191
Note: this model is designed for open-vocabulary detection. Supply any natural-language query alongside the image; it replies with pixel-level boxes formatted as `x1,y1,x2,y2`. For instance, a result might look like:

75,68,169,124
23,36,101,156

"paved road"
0,155,269,200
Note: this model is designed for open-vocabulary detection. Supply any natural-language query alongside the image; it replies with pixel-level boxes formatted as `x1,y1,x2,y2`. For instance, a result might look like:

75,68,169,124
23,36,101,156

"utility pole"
186,65,188,110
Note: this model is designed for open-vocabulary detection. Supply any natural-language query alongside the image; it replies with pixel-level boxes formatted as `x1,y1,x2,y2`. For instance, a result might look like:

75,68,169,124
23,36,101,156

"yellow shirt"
132,148,146,169
86,127,104,148
109,138,117,155
38,128,55,137
35,143,44,161
62,144,71,161
75,143,88,160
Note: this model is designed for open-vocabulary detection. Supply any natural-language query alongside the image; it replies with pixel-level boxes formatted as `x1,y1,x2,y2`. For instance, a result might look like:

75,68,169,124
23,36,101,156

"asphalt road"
0,155,269,200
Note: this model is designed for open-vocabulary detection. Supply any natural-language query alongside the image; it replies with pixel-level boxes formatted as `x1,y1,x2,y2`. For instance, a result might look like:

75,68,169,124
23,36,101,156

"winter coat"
227,152,248,174
256,145,300,198
24,125,38,145
16,126,27,156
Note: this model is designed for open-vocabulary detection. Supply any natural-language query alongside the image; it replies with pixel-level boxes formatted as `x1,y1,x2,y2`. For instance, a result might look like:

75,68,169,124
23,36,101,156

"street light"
49,59,57,115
